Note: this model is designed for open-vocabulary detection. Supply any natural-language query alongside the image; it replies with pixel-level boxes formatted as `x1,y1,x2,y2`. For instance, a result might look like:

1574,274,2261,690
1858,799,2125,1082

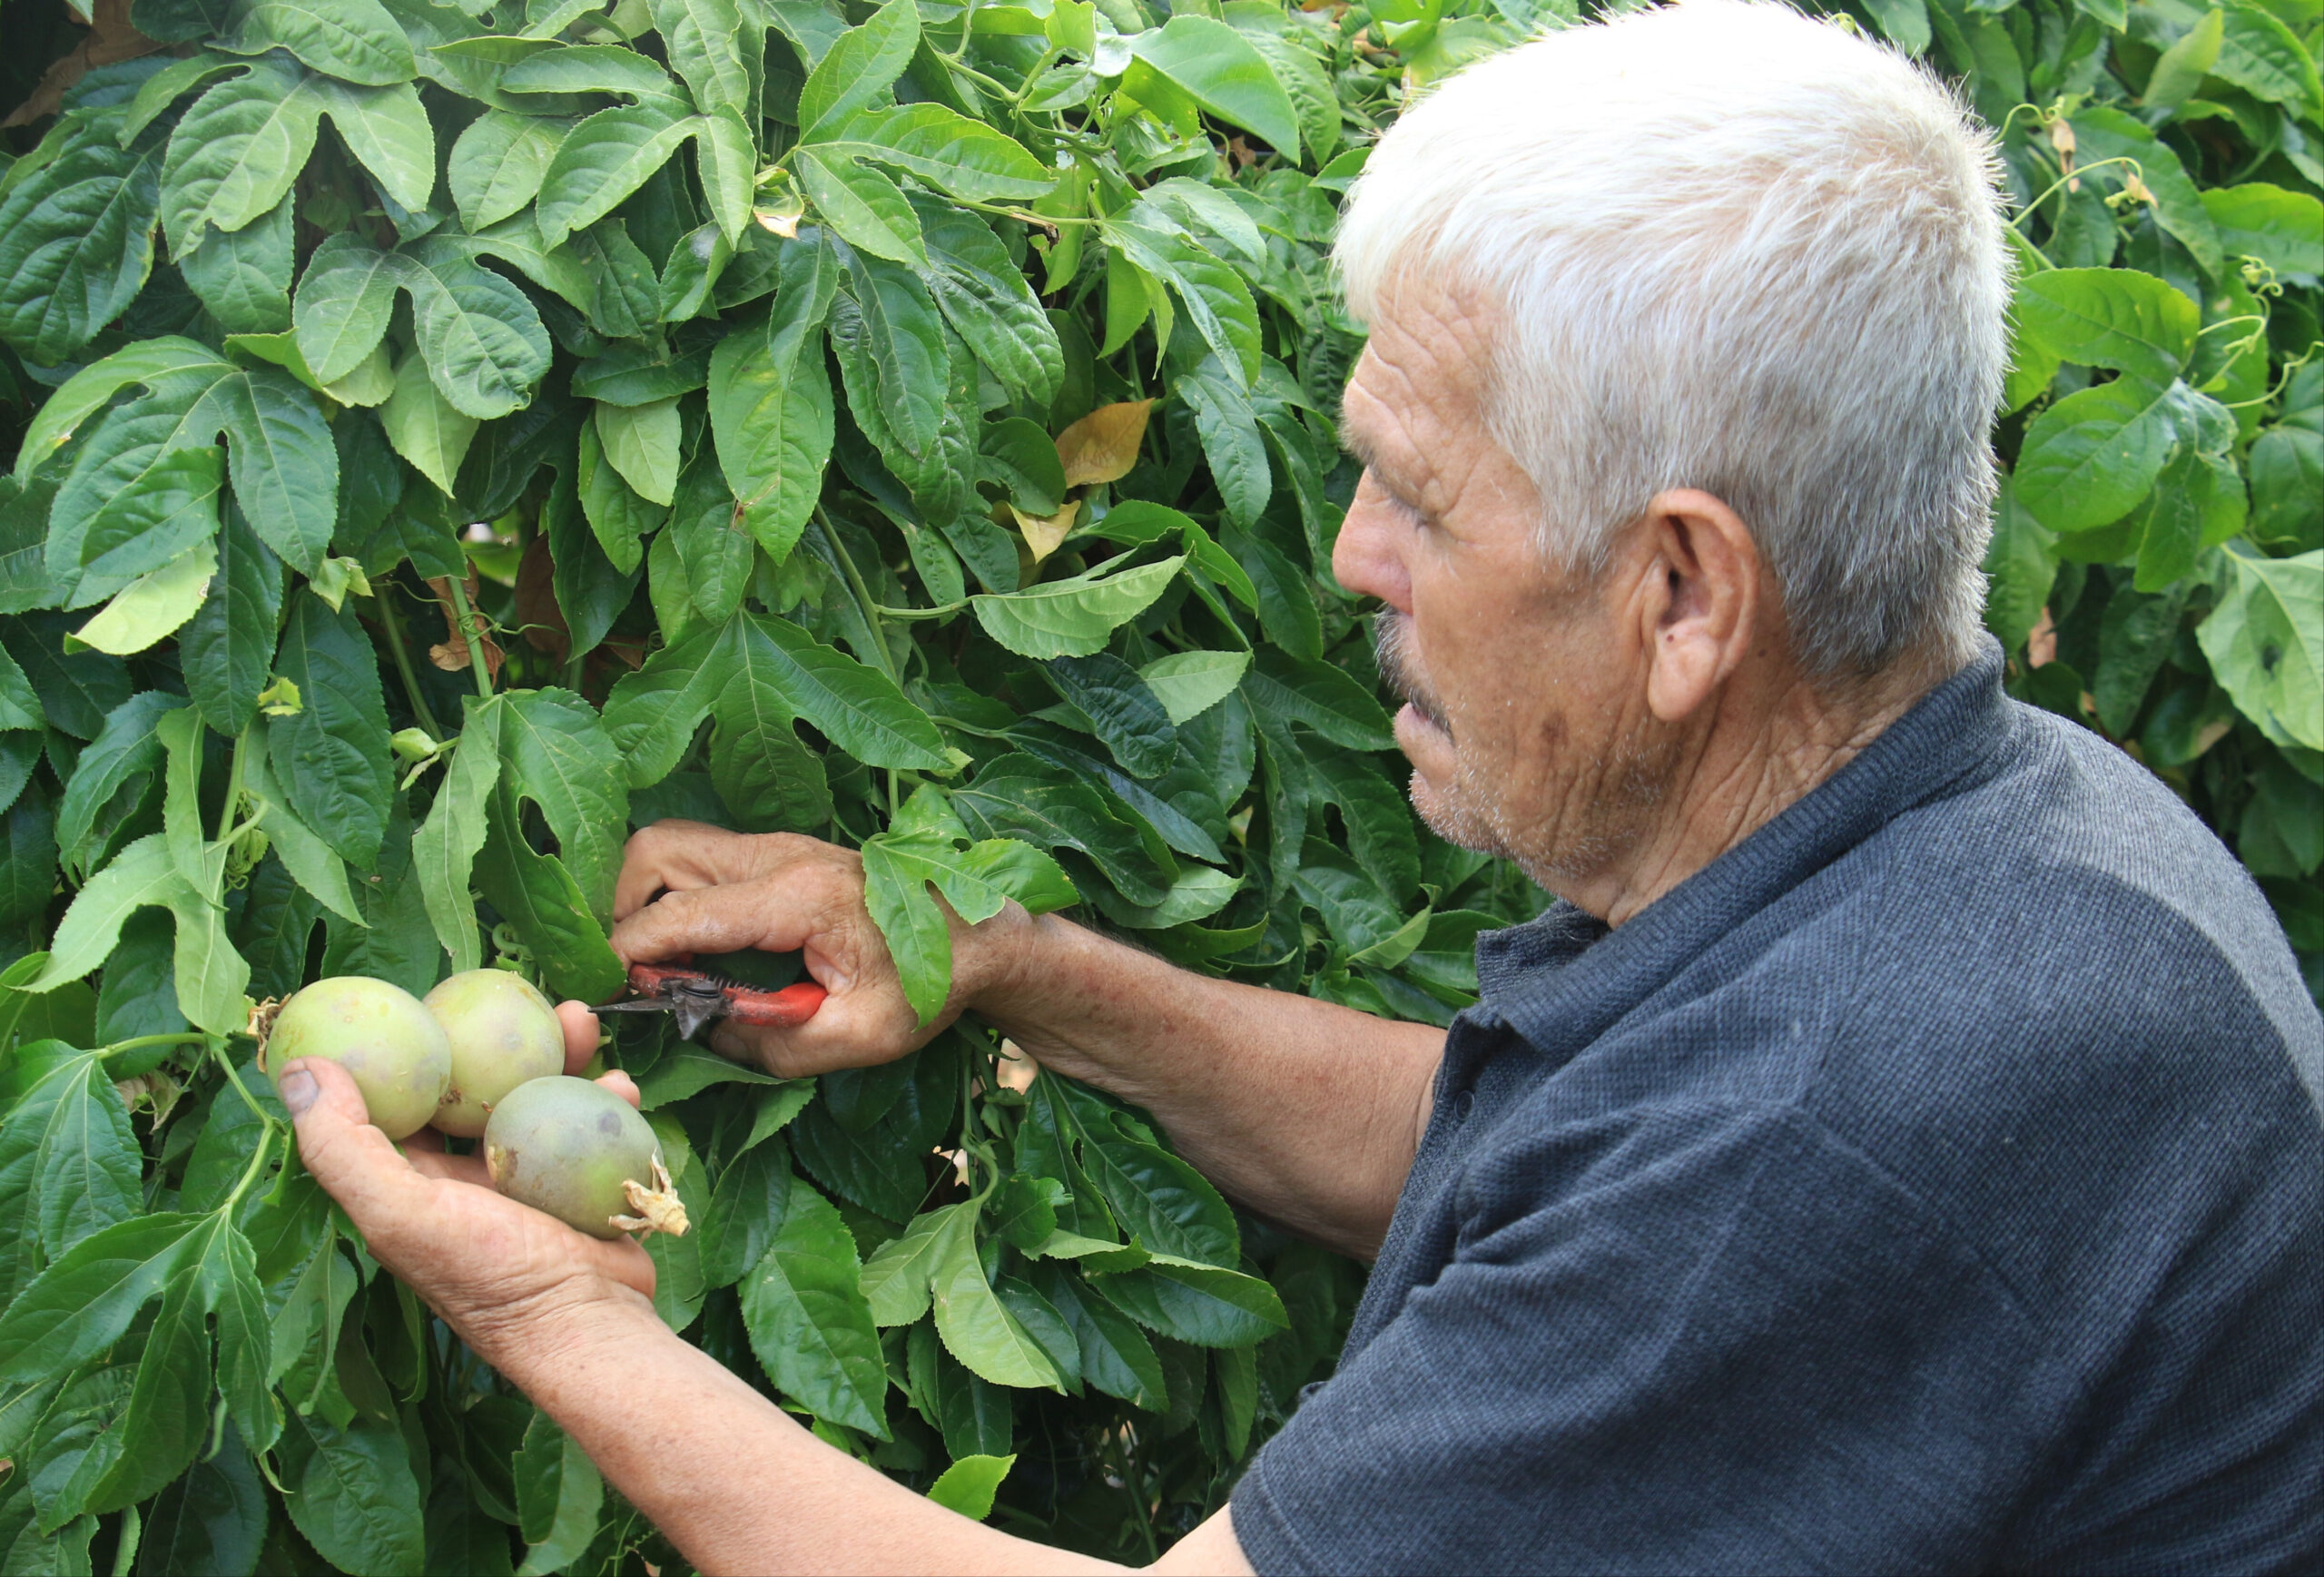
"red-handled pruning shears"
597,956,827,1042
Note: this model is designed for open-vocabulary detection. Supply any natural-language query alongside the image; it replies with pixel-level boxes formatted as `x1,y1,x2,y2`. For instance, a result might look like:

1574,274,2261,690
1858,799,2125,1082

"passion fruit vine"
483,1077,689,1240
424,970,566,1138
266,976,451,1141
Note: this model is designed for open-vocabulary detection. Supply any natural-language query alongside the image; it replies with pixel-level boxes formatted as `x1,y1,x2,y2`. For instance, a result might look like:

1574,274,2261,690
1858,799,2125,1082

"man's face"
1333,280,1670,890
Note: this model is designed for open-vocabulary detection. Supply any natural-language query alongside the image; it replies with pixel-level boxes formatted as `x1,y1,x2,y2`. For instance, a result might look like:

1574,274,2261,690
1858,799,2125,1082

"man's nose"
1333,472,1413,614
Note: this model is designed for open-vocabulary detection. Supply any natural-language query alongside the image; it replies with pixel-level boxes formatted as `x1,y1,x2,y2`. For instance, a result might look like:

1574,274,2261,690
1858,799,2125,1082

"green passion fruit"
424,970,566,1138
483,1077,688,1240
267,976,452,1140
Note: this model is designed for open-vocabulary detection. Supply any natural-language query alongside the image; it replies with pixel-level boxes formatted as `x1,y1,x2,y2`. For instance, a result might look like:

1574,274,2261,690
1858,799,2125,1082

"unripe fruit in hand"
483,1076,688,1240
424,970,566,1137
268,976,452,1140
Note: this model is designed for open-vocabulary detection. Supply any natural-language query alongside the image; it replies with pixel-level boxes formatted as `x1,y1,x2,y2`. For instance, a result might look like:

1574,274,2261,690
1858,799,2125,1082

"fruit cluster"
264,971,684,1240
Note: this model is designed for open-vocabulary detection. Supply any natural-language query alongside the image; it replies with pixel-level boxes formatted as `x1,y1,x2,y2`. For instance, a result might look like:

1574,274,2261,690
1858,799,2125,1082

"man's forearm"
485,1292,1258,1576
975,912,1445,1258
491,1291,1102,1576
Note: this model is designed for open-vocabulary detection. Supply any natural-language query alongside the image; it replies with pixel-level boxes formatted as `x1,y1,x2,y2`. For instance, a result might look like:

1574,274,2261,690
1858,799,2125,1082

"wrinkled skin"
484,1075,665,1240
427,970,566,1137
269,976,451,1140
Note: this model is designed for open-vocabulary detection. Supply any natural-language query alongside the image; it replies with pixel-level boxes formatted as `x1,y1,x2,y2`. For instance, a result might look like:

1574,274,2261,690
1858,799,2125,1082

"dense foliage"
0,0,2313,1571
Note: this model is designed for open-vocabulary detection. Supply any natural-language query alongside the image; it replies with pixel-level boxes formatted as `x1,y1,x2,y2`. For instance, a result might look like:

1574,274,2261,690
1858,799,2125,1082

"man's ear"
1635,489,1761,724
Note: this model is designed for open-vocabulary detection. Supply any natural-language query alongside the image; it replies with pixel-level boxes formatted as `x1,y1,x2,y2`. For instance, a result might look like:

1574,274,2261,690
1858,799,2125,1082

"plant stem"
213,724,249,844
379,590,446,739
218,1123,276,1217
818,509,901,685
101,1030,209,1060
444,577,497,698
212,1039,276,1126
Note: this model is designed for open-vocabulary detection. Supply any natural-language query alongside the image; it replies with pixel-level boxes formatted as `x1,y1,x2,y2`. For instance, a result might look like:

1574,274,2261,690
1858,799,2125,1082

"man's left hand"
277,1000,655,1358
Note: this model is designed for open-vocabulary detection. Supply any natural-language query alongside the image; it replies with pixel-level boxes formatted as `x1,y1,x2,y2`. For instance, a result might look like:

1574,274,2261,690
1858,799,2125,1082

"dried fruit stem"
612,1157,691,1239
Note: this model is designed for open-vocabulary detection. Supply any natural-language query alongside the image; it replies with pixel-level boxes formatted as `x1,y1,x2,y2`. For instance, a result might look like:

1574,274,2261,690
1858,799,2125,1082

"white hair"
1335,0,2011,678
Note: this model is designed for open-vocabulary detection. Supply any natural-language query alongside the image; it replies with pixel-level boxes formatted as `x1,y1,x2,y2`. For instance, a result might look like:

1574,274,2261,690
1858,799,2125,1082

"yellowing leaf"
1055,399,1152,487
1009,498,1080,564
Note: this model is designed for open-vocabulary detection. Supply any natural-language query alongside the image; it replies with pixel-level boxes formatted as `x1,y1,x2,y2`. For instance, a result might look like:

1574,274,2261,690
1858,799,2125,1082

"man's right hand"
606,821,1023,1076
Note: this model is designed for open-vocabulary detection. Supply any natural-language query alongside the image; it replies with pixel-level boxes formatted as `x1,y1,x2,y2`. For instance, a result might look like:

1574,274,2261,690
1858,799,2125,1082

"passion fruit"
423,970,566,1137
267,976,451,1140
482,1076,688,1240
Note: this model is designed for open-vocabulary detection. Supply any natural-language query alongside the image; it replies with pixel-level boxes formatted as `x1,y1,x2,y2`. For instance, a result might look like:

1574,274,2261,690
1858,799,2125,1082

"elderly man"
278,3,2324,1572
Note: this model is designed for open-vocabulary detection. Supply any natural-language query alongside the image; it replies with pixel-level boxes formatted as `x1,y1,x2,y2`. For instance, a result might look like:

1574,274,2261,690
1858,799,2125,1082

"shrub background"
0,0,2314,1571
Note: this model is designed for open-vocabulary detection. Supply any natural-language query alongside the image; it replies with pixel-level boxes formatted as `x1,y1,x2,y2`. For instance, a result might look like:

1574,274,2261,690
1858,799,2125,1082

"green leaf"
594,397,682,507
2014,268,2198,386
1139,650,1249,725
1241,648,1396,751
472,781,625,1003
1029,1258,1165,1410
181,193,293,335
2200,548,2322,754
294,234,554,419
648,0,754,117
379,350,479,497
413,695,503,976
72,537,215,657
702,1139,794,1289
861,837,960,1027
931,1211,1061,1390
2013,378,2181,535
48,420,224,610
269,593,390,869
572,342,712,408
449,111,574,232
33,835,183,991
970,554,1187,660
798,149,927,266
1127,15,1302,156
749,613,948,768
860,1203,962,1326
2217,0,2324,121
0,114,164,365
1071,1129,1237,1268
1980,477,2055,654
14,336,228,486
2068,106,2221,277
925,1454,1014,1521
1044,653,1177,778
693,105,756,248
513,1412,602,1576
280,1413,426,1577
216,0,418,86
244,734,360,923
1089,1258,1289,1348
951,754,1173,906
2143,5,2221,112
181,503,283,735
0,1212,204,1382
311,79,435,212
913,195,1061,408
535,103,697,248
14,1054,139,1259
740,1178,890,1436
708,236,839,560
500,687,629,922
633,1044,796,1109
159,59,322,255
824,105,1053,203
797,0,920,141
2201,183,2324,284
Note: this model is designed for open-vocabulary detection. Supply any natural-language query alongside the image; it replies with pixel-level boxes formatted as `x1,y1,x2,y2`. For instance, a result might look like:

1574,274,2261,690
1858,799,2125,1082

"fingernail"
279,1066,318,1117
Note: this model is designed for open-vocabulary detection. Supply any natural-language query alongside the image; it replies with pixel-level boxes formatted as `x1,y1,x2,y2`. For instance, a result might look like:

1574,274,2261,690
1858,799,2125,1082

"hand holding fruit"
273,977,664,1351
608,821,1026,1076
